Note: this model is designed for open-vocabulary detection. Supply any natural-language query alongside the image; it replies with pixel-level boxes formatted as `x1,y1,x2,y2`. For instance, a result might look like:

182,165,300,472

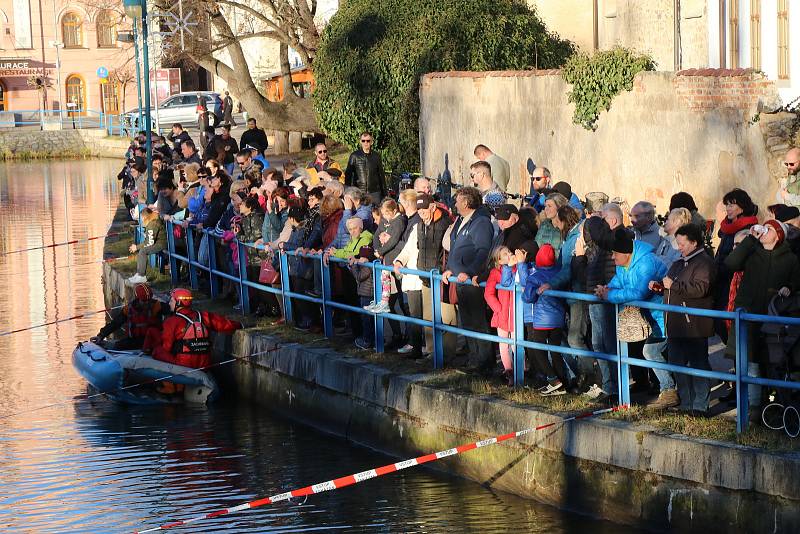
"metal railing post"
207,232,219,298
513,283,525,387
431,269,443,369
186,229,199,290
166,220,178,286
735,308,750,433
373,261,384,353
236,240,250,315
616,304,631,405
279,251,293,323
321,255,333,338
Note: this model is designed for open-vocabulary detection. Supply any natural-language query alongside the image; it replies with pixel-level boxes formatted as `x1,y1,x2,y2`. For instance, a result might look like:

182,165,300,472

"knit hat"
669,192,698,212
287,206,307,222
483,190,506,211
552,181,572,200
356,245,375,261
764,219,788,245
611,227,634,254
535,243,556,268
494,204,519,221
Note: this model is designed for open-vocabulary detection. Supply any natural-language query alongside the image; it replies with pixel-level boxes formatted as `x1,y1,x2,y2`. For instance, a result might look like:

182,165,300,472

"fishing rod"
0,345,286,422
135,404,628,533
1,254,136,278
0,305,125,338
0,231,125,256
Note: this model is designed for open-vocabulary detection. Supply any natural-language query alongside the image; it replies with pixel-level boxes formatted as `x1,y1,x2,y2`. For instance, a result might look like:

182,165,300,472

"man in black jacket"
345,131,386,204
240,118,269,155
167,123,191,156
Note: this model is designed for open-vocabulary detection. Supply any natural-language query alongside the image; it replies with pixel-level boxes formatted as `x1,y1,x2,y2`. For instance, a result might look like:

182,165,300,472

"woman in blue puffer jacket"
520,244,568,395
597,229,677,408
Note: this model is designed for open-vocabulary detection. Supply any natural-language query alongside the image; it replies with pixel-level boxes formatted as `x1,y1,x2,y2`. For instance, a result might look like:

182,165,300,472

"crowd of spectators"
119,132,800,422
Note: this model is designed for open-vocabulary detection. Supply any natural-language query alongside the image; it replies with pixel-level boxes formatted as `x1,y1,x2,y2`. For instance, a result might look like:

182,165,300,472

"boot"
646,388,680,410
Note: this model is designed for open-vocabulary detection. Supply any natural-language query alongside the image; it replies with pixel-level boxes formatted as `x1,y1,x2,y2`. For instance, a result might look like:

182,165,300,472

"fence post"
236,240,250,315
166,221,178,286
207,232,219,298
321,255,333,338
186,229,199,290
279,251,293,323
373,261,384,353
615,304,631,406
735,308,750,433
512,283,525,387
430,269,443,369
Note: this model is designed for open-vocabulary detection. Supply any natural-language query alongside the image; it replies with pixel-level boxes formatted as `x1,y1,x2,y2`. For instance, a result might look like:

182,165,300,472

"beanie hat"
669,192,698,212
356,245,375,261
535,243,556,268
552,181,572,200
775,205,800,223
764,219,788,245
611,227,634,254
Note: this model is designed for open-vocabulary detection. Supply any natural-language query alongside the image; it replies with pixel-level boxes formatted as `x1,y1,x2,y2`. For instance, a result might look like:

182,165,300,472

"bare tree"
109,65,136,112
153,0,321,134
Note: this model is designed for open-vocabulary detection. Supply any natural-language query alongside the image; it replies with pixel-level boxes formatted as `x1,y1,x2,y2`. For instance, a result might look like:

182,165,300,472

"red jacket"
158,307,242,368
485,266,514,332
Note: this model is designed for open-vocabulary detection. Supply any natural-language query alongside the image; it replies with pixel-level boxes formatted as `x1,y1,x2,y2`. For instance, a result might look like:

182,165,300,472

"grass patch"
0,147,93,160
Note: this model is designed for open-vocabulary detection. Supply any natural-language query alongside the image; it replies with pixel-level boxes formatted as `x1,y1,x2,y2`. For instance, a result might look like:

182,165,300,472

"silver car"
123,91,223,133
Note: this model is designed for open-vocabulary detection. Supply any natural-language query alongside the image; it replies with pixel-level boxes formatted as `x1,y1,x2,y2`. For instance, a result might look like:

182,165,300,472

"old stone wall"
0,129,129,159
419,69,796,218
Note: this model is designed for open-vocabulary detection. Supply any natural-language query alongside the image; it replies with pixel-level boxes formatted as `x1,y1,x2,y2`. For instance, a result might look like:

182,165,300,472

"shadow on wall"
436,153,453,208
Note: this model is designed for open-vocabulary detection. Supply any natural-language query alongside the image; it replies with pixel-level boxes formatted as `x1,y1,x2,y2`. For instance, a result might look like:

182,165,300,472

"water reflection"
0,162,641,533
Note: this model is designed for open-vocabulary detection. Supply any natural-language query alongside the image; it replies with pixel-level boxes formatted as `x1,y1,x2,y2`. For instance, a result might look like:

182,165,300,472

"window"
778,0,790,79
750,0,761,70
0,81,6,111
729,0,739,68
101,82,119,114
62,12,83,48
96,10,116,48
65,75,86,114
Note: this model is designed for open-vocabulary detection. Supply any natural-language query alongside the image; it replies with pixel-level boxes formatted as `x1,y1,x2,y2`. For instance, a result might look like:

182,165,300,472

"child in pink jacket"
484,246,515,386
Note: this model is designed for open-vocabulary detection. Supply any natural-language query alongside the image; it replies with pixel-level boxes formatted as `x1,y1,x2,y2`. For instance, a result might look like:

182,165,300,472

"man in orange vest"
92,283,164,350
152,288,243,369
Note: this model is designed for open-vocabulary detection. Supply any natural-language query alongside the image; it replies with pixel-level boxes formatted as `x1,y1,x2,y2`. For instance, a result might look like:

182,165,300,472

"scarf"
719,215,758,236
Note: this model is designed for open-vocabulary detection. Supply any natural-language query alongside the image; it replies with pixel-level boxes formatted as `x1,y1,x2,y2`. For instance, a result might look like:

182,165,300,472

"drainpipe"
593,0,599,51
719,0,726,68
674,0,682,70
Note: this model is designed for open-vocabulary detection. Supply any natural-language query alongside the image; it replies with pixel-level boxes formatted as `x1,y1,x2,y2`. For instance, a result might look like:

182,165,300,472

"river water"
0,161,641,533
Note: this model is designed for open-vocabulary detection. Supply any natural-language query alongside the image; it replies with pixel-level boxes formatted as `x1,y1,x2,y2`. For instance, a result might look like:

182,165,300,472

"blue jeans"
589,303,617,394
642,337,675,391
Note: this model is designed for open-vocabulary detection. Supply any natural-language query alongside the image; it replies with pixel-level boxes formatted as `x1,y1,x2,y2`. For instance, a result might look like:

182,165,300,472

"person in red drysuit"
92,283,164,350
151,288,242,369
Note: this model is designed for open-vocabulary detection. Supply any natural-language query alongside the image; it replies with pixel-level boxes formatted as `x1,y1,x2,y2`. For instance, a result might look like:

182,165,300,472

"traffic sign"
96,66,108,78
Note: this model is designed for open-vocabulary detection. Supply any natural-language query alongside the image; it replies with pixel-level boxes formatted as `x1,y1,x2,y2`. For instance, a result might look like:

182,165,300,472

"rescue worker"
152,288,242,369
91,284,164,350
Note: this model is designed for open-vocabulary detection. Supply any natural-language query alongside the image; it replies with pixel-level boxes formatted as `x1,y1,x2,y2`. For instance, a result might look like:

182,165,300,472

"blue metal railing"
0,109,128,136
162,221,800,433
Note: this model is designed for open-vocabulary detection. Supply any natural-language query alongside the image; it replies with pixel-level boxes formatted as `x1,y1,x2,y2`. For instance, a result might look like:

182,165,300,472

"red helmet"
134,283,153,302
170,288,193,305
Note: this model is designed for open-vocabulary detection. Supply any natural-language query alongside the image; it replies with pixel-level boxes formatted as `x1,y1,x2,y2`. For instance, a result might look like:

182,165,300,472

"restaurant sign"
0,59,49,76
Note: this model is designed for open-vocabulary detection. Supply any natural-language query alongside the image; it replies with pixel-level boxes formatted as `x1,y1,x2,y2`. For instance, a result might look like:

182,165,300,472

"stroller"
759,294,800,437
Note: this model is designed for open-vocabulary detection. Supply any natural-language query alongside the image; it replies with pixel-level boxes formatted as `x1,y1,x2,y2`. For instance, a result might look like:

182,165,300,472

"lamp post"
116,28,143,132
49,41,64,128
125,0,154,204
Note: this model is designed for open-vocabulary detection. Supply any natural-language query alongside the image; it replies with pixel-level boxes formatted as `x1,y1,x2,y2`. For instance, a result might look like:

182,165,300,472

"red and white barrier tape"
1,231,123,256
135,404,626,533
0,305,124,337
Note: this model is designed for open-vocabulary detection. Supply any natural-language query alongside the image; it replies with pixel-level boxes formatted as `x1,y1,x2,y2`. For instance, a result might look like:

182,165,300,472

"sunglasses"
237,161,247,166
785,161,799,167
532,176,545,181
360,139,372,144
317,150,328,154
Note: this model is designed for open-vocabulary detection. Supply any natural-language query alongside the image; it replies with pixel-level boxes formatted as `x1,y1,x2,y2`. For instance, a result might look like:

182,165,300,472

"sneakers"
582,384,605,400
539,380,566,396
397,344,415,354
646,389,680,410
369,301,390,314
362,300,377,311
355,337,372,350
126,273,147,285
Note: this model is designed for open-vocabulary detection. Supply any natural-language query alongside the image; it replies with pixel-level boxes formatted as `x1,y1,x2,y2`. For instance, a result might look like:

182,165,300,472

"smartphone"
651,282,664,292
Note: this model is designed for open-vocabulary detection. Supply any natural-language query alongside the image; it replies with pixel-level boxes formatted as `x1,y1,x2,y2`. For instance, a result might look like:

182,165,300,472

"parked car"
123,91,223,133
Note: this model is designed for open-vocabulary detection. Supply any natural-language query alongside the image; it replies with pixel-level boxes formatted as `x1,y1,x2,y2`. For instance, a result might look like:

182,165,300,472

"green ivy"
313,0,575,172
562,47,656,131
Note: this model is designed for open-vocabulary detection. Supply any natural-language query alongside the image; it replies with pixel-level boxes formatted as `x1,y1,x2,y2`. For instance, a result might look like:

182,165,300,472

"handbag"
259,260,279,284
616,306,652,343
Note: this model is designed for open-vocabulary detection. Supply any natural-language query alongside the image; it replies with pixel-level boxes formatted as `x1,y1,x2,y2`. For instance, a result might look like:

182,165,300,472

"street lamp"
117,28,144,134
124,0,154,204
49,41,64,128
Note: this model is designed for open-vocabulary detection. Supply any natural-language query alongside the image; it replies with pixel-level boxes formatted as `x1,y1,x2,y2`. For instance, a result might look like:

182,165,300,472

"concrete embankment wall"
419,69,796,217
0,129,129,158
230,331,800,533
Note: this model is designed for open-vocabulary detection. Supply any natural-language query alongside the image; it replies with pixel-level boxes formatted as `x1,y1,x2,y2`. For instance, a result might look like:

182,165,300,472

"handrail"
163,221,799,433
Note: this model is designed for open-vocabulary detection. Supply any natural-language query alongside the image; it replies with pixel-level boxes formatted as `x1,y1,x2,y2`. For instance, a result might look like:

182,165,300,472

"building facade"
528,0,799,104
0,0,135,117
